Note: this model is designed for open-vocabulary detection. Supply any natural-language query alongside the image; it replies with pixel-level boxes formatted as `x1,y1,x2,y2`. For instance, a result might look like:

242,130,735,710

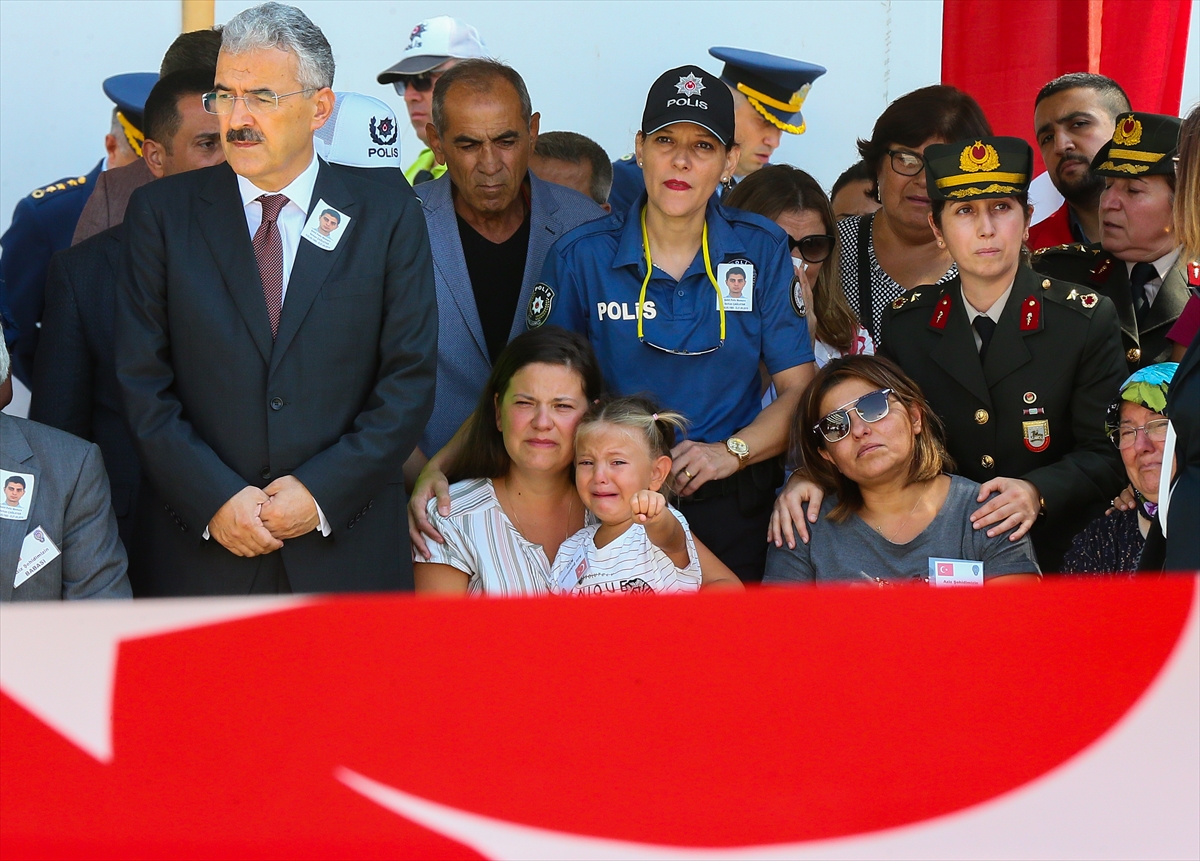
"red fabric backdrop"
942,0,1193,173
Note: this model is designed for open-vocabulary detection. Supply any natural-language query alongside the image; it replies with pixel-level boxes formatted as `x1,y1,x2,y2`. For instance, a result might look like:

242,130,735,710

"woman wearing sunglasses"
725,164,873,368
530,66,817,582
1062,363,1178,574
764,356,1039,585
772,137,1128,573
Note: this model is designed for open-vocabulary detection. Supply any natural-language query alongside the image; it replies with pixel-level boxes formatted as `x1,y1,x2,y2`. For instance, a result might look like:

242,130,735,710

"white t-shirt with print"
551,506,702,596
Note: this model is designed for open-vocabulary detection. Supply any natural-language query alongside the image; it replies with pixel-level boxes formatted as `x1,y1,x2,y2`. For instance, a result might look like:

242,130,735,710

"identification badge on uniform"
790,271,806,318
301,199,350,251
15,525,60,588
928,557,984,587
1022,419,1051,452
527,282,554,329
0,471,34,521
717,260,754,312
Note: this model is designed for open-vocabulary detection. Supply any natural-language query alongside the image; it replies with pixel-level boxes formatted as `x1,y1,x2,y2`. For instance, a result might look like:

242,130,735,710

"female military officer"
533,65,817,581
772,137,1128,571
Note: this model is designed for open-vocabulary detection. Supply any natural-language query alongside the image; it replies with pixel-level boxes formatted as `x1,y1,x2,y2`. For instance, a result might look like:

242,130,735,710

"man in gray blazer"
0,340,130,601
412,59,605,469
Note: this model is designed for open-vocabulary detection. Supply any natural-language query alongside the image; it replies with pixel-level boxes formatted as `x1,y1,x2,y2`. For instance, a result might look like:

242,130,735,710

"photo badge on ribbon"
717,260,754,312
0,470,34,521
301,199,350,251
527,282,554,329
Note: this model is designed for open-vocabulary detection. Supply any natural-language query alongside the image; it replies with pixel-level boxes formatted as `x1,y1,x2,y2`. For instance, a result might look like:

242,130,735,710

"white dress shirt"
236,151,321,302
1125,246,1181,307
962,283,1014,352
205,151,330,540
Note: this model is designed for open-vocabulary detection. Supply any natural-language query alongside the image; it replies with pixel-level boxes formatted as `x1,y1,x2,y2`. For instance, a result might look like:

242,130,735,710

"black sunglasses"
813,388,893,443
788,233,835,264
391,72,439,95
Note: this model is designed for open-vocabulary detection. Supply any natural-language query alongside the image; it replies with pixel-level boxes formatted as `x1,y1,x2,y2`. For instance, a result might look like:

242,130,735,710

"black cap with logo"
641,65,735,147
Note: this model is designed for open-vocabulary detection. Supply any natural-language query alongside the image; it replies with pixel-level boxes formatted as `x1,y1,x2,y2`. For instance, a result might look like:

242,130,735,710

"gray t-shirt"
764,475,1040,585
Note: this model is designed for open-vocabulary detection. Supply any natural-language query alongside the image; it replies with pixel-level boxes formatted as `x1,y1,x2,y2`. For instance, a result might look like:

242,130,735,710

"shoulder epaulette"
1030,242,1095,260
28,174,90,201
888,285,943,314
1040,274,1102,315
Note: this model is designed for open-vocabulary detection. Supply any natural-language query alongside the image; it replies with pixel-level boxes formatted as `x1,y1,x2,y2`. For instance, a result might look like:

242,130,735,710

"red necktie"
253,194,288,338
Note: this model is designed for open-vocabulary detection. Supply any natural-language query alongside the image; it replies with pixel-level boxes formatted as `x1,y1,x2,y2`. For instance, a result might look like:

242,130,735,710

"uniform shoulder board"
618,152,635,162
888,286,939,315
1030,242,1096,260
1041,274,1102,315
28,174,89,201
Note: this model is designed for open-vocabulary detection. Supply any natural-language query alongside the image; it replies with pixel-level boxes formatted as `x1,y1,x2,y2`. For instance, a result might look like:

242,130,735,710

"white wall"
2,0,1197,235
0,0,945,234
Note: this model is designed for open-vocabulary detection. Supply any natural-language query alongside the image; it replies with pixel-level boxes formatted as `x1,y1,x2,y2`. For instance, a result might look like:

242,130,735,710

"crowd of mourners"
2,2,1198,602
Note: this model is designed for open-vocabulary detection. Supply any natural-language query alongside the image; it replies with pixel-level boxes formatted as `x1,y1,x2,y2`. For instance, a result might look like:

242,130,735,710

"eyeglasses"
1109,418,1169,450
391,71,443,96
813,388,894,443
203,89,316,115
887,149,925,177
788,233,835,264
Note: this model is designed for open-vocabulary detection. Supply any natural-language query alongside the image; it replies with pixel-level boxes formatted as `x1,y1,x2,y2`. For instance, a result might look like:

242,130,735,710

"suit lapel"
270,161,357,376
929,285,992,407
1100,262,1140,345
983,268,1036,388
424,178,488,359
509,174,562,341
0,415,38,602
197,164,274,364
1141,256,1190,336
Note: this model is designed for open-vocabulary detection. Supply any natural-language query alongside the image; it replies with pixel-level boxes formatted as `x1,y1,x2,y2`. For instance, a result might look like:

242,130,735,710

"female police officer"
531,66,816,581
886,137,1132,571
773,136,1127,573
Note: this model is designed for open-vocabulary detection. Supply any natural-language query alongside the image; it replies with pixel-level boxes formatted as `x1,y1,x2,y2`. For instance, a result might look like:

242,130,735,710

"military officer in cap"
1033,112,1188,372
0,72,156,387
607,48,825,216
876,136,1128,570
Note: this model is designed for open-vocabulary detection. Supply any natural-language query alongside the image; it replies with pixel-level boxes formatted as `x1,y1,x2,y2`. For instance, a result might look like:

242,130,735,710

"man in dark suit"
31,70,225,570
115,2,437,595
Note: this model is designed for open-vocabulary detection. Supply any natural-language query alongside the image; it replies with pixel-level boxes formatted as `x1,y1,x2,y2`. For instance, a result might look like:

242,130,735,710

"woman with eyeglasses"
530,66,817,582
764,356,1039,585
1061,363,1178,574
772,137,1128,573
724,164,873,368
840,86,991,344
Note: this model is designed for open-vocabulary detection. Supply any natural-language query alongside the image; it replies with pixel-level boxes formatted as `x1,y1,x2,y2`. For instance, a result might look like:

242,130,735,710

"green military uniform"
880,136,1128,571
1031,112,1185,373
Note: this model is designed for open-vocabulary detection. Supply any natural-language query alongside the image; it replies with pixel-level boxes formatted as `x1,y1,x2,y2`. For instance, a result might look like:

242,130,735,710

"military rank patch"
527,283,554,329
790,274,807,317
1080,292,1099,308
929,293,952,329
1188,260,1200,288
1019,296,1040,330
1022,419,1050,452
891,296,906,310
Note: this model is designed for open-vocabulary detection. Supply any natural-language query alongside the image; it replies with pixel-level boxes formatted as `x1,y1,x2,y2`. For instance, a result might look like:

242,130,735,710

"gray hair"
221,2,334,91
432,59,531,136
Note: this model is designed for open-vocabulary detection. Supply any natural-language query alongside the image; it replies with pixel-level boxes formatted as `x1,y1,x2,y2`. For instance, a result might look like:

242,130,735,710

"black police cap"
641,65,735,147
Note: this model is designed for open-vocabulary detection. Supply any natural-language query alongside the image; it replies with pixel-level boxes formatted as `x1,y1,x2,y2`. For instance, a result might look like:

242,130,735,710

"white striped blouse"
419,478,564,596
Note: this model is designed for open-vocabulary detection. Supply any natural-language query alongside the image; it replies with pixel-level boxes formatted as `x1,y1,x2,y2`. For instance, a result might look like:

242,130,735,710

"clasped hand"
208,475,319,557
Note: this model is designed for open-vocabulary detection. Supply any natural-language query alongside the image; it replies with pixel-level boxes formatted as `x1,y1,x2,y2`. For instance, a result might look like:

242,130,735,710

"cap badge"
675,73,705,97
960,141,1000,173
369,116,397,146
406,22,426,50
1113,115,1143,146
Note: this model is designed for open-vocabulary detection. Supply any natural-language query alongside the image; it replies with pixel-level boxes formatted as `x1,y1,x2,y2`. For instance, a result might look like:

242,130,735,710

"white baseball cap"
376,16,489,81
314,93,401,169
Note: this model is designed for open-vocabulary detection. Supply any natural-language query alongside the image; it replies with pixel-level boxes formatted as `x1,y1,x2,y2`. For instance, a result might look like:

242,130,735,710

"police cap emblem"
527,282,555,329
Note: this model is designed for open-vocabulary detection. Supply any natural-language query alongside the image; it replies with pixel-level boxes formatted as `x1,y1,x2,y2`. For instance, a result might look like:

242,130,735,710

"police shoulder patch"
527,282,554,329
790,274,807,318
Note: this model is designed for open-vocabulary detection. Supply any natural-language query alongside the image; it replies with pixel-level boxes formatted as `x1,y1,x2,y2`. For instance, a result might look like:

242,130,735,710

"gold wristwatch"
725,437,750,470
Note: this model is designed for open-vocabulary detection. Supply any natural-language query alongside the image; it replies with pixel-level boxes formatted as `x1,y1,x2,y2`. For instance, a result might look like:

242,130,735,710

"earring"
936,240,944,248
721,176,729,183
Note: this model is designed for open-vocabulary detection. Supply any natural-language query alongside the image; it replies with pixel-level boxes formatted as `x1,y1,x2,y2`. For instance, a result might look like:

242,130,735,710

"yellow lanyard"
636,206,725,342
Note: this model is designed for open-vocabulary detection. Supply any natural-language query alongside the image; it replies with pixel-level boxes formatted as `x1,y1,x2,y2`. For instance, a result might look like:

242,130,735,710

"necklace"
498,478,574,545
869,480,931,544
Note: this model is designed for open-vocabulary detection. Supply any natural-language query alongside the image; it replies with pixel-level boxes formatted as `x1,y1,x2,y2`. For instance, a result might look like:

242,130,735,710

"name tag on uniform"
0,470,34,521
928,557,984,587
301,199,350,251
15,525,60,588
717,260,754,312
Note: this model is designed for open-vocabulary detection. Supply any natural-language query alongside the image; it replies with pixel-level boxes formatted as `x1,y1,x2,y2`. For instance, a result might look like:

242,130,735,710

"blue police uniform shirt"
0,159,103,386
539,194,814,443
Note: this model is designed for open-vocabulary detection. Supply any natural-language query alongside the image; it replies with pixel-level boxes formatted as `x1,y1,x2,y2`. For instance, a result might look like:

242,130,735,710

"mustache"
226,127,265,143
1056,153,1091,174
